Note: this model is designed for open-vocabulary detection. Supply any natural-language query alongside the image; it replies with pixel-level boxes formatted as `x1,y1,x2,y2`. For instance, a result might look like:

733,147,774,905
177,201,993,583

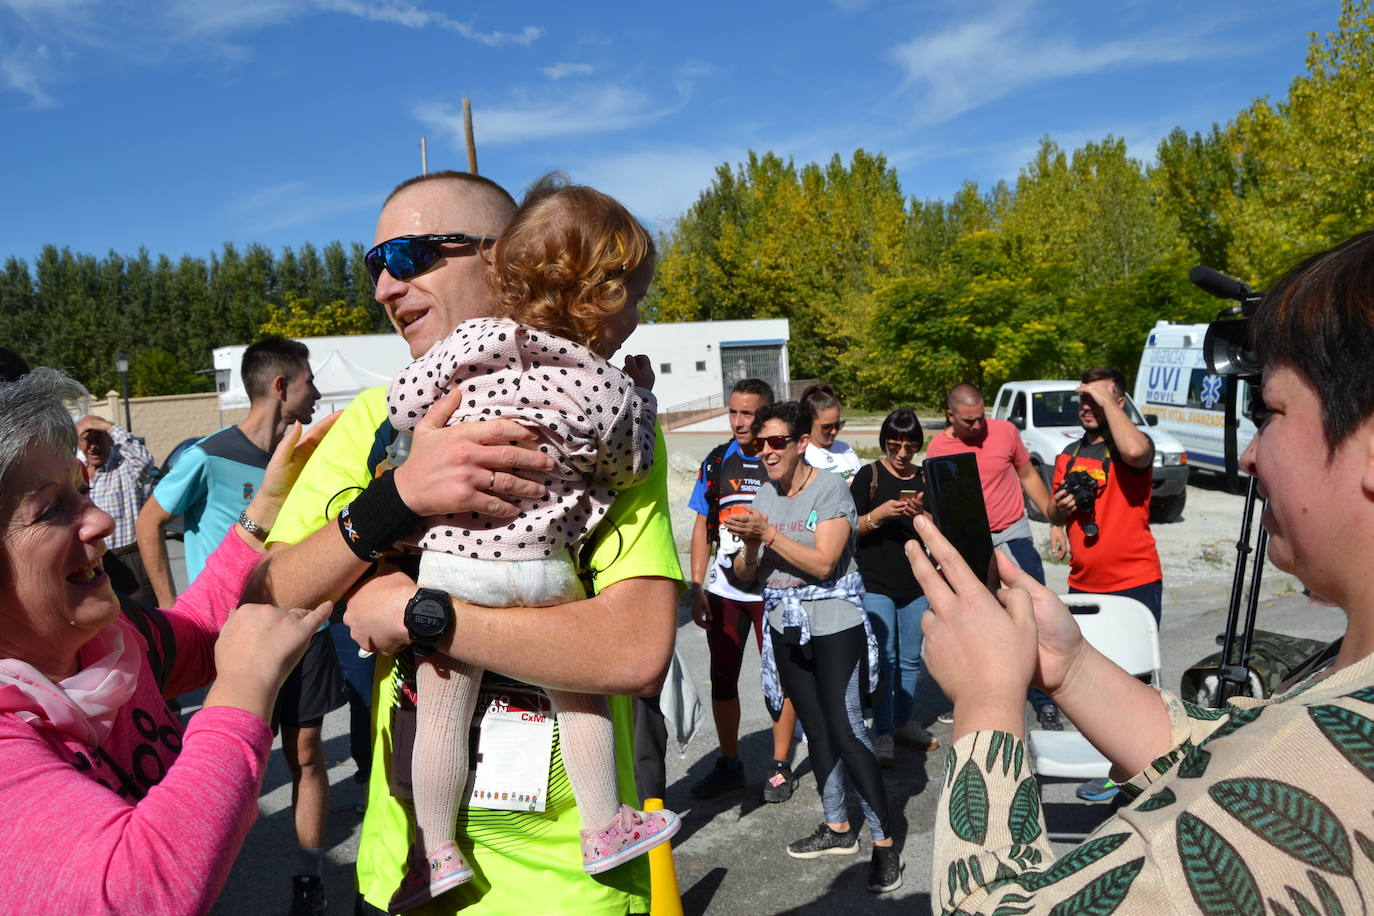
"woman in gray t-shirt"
725,401,900,893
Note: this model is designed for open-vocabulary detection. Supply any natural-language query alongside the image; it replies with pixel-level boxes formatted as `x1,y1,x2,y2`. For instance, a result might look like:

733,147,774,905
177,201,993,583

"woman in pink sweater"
0,368,335,916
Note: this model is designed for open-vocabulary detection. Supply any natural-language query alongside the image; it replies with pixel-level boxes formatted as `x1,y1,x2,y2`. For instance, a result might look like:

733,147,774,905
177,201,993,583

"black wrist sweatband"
337,469,421,561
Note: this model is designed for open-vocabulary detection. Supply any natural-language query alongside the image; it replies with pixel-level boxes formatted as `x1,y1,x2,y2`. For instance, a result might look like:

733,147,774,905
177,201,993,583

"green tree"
1223,0,1374,283
258,292,374,337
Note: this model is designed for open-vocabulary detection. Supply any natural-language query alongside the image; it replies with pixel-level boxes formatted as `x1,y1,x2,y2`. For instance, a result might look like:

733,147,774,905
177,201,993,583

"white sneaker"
874,733,895,767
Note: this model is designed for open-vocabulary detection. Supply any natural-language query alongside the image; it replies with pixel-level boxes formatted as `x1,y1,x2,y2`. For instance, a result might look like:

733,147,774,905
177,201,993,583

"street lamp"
115,351,132,431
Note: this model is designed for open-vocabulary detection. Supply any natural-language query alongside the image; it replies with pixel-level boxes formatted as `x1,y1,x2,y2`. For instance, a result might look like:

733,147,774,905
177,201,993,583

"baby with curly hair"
384,181,678,912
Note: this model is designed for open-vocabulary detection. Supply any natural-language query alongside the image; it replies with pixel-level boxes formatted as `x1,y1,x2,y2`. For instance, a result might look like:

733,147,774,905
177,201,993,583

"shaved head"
946,383,984,411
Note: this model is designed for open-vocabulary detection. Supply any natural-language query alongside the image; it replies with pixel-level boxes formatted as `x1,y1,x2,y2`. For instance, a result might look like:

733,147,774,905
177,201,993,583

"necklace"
785,465,815,497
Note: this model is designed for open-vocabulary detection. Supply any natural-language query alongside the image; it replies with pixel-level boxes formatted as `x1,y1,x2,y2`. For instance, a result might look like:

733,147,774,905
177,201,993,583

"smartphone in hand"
897,467,926,505
922,453,997,590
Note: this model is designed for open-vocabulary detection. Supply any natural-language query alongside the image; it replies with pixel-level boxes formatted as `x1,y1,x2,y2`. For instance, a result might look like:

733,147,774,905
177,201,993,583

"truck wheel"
1151,488,1187,524
1025,460,1050,523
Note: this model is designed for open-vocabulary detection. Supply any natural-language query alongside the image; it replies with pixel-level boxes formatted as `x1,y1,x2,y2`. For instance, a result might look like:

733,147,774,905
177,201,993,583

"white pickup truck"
990,380,1190,523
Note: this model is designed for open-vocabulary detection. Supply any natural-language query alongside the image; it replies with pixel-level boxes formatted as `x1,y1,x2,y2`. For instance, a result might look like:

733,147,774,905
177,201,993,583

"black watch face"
408,596,448,639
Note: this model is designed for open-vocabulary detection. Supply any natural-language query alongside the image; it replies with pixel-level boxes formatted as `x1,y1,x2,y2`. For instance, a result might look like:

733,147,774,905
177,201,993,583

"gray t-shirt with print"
753,469,864,637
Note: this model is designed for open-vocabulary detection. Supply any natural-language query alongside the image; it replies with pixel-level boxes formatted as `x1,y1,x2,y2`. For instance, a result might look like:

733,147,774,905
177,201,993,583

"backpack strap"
117,594,177,693
702,441,731,547
868,460,881,507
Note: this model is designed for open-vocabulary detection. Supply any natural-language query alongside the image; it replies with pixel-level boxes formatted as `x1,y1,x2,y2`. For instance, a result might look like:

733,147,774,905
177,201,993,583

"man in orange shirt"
1048,366,1163,803
1047,367,1163,621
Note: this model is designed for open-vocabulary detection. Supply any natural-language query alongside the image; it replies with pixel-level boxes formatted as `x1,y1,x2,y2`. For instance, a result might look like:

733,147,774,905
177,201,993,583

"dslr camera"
1058,469,1101,538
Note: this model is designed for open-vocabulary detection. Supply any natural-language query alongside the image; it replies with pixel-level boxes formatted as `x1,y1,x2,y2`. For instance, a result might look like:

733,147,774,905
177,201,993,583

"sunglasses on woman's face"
817,420,846,434
885,440,919,454
750,435,797,453
365,233,499,285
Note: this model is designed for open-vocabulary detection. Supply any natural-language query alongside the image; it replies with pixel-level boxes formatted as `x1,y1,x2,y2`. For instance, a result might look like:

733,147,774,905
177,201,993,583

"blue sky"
0,0,1337,268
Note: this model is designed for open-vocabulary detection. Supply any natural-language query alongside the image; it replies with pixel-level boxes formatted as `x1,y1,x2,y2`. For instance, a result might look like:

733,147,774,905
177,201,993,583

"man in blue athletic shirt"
136,334,336,914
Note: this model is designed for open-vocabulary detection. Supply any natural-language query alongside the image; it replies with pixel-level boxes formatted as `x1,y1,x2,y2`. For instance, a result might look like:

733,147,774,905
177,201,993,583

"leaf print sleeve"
934,731,1149,915
1118,689,1238,798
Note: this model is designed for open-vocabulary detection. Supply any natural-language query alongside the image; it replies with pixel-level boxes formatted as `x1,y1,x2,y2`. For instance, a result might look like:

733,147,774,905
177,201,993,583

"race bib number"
466,689,555,812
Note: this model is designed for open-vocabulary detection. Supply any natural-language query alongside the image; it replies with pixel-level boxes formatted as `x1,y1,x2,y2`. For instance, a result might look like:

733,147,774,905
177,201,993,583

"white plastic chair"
1026,594,1162,778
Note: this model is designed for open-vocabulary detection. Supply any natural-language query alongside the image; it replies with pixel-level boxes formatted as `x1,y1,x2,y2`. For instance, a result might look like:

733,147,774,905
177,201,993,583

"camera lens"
1084,522,1100,539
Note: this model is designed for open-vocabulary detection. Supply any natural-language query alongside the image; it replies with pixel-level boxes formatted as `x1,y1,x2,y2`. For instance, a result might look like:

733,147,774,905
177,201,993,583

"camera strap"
1068,438,1111,490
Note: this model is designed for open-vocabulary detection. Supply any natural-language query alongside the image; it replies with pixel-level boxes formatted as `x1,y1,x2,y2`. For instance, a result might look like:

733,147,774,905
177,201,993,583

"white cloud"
417,85,684,147
313,1,541,47
890,0,1212,125
541,62,594,80
0,43,54,107
0,0,540,104
229,180,381,233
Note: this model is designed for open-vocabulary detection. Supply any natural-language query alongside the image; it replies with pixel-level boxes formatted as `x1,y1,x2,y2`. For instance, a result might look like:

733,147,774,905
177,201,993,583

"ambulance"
1134,320,1256,477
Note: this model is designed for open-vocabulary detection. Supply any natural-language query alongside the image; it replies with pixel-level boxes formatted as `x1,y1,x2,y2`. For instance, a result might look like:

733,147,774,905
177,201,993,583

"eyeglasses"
885,440,919,454
817,420,846,434
365,233,499,284
749,435,797,453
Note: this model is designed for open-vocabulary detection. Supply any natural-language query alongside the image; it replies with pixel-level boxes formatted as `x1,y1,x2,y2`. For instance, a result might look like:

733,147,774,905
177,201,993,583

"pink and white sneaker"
388,841,473,913
580,804,681,875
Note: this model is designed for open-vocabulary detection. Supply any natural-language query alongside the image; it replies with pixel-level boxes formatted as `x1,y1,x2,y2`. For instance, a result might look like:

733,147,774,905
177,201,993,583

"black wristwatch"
404,588,452,659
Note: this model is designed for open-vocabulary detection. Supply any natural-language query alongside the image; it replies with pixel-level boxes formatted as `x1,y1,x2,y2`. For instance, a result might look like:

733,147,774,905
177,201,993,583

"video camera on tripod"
1185,267,1327,706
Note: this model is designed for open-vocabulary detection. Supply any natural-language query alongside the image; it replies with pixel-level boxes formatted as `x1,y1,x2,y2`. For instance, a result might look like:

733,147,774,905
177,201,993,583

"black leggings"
772,625,888,840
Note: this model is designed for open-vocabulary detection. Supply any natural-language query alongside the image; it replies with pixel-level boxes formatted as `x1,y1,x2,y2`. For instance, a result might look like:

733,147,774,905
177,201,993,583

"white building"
214,318,790,417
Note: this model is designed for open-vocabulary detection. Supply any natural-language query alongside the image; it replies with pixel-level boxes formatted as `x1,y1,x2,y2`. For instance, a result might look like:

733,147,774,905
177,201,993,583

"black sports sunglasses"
365,233,498,284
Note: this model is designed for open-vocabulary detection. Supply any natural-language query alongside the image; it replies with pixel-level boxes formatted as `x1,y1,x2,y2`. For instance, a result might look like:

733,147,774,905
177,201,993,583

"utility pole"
463,98,478,174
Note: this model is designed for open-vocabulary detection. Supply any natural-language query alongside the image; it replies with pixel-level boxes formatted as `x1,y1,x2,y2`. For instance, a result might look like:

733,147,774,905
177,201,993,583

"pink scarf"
0,618,143,748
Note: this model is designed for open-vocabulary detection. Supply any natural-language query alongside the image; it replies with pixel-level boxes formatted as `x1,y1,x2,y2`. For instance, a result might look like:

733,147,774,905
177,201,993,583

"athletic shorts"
272,628,348,731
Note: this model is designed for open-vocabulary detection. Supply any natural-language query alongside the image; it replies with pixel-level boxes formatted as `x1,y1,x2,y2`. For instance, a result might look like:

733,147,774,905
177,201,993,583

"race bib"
465,689,555,812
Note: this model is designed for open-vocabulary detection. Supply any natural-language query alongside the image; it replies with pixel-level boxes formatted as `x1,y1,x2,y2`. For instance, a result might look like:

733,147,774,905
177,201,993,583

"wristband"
337,469,421,562
764,528,778,549
237,511,269,541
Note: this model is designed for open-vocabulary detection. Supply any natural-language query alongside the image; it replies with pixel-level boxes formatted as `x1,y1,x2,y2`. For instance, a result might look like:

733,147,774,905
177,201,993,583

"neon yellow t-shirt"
270,386,682,915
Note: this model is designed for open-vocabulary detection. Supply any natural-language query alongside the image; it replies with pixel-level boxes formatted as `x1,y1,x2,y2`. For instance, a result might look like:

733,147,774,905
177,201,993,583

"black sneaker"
868,845,903,892
690,756,746,799
762,760,798,803
786,823,860,859
1036,703,1065,731
286,875,326,916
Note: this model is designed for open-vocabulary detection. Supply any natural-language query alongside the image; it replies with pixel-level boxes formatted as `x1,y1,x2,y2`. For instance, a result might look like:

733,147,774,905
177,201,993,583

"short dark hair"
1253,230,1374,453
385,170,518,212
799,382,840,419
732,378,774,404
751,400,810,440
242,336,310,401
879,408,924,451
1081,366,1128,398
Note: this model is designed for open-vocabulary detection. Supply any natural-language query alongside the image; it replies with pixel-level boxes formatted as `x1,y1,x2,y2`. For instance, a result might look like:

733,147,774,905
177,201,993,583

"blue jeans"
862,592,929,736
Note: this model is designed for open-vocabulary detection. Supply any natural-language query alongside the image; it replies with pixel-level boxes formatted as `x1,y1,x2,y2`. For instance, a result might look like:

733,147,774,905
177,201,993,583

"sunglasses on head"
750,434,797,453
817,420,846,433
365,233,499,284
